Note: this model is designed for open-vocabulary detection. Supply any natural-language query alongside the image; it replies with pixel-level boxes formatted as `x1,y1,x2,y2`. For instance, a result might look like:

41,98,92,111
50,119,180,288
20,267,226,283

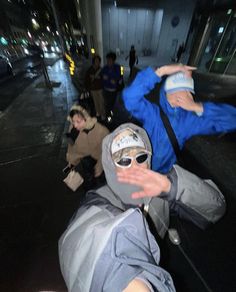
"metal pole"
188,16,212,66
223,46,236,75
41,55,52,89
208,14,232,72
50,0,65,55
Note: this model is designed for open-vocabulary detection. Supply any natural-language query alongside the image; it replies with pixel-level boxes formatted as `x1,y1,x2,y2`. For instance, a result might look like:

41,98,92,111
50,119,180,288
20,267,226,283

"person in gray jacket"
59,193,176,292
59,123,225,292
98,123,226,237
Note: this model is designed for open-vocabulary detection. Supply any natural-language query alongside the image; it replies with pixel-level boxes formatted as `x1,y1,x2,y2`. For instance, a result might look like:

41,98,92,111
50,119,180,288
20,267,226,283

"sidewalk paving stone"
0,59,80,291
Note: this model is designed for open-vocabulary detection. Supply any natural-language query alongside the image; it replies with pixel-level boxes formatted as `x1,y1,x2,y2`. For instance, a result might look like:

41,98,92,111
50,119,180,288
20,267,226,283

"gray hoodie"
97,123,226,237
59,123,226,291
59,193,176,292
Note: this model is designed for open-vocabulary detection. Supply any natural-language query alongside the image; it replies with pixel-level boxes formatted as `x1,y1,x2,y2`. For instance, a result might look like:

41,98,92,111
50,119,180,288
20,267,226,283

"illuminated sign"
120,66,124,76
65,53,75,76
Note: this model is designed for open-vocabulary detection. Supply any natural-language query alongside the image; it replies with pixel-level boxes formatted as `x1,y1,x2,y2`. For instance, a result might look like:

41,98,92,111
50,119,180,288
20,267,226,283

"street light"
46,26,50,32
32,18,40,29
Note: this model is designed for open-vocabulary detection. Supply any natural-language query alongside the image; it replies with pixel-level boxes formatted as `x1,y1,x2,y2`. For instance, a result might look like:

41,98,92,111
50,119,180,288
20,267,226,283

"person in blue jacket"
122,64,236,173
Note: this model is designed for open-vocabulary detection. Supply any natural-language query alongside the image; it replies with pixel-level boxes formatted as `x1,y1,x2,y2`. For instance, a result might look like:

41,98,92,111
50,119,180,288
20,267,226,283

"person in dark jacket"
126,45,138,78
175,42,185,62
85,55,106,120
122,64,236,173
101,52,123,117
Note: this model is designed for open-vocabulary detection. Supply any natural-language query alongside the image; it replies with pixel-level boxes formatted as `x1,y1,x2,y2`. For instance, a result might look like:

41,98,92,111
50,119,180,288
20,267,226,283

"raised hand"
155,64,197,78
117,166,171,199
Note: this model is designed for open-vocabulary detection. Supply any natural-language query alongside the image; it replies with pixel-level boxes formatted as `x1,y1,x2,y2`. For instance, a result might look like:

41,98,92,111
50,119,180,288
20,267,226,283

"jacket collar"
83,124,95,134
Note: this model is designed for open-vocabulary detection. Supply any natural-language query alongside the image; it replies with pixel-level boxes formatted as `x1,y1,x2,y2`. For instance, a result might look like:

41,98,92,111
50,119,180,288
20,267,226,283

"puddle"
24,72,39,79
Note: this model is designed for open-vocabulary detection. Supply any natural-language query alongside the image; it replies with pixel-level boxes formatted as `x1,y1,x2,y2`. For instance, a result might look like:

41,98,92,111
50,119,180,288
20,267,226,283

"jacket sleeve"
122,67,162,129
159,165,226,229
84,67,91,91
66,143,82,166
66,125,82,166
185,102,236,138
94,126,110,176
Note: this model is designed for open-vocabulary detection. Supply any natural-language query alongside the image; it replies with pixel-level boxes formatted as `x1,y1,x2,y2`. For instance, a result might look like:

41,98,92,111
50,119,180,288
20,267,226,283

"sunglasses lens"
136,153,148,164
116,157,132,167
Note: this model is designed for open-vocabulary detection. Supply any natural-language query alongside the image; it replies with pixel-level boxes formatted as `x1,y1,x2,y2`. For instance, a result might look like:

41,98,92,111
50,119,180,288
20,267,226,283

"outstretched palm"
156,64,196,77
117,166,171,199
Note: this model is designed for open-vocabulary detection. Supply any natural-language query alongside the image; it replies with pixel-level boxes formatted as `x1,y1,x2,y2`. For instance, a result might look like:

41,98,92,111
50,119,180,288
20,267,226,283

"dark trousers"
75,156,96,189
129,62,135,78
103,90,117,116
74,156,106,191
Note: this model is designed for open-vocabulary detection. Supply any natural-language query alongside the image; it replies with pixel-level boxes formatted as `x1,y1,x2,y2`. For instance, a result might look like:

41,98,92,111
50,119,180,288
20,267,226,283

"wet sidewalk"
0,60,76,166
0,59,80,291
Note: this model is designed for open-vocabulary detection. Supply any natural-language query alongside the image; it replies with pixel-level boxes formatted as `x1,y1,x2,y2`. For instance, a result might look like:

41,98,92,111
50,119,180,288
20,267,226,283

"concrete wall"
151,9,164,57
156,0,197,64
101,0,197,64
102,4,161,56
78,0,197,64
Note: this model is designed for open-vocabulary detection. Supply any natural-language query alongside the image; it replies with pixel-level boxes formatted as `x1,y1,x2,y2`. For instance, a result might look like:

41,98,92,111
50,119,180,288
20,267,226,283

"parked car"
0,55,13,76
43,44,61,54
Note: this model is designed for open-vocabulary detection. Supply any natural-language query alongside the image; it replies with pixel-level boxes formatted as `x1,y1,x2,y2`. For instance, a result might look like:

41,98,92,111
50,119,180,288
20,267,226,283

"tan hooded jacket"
66,105,109,176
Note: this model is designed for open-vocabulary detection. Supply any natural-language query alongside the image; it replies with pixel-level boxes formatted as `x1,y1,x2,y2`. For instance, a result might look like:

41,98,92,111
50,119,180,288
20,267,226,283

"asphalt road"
0,54,61,113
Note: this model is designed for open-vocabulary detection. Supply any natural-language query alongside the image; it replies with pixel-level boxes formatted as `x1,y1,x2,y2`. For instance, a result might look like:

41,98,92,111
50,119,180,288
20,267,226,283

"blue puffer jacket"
123,67,236,173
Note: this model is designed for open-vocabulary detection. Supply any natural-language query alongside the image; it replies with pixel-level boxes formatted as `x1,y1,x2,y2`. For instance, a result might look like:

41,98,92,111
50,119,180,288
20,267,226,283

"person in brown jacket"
85,55,106,120
66,105,109,188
